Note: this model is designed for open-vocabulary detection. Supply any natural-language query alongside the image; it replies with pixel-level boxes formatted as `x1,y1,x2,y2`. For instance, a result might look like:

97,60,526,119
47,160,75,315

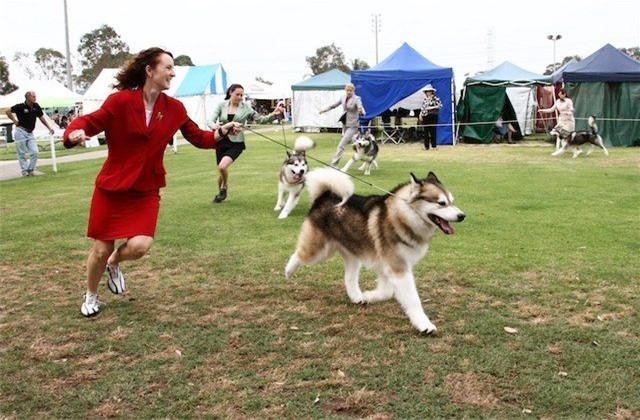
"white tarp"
0,79,81,109
505,86,537,135
243,81,291,101
292,89,345,129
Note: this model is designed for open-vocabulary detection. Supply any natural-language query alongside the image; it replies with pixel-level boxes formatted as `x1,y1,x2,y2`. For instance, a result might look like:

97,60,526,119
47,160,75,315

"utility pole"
371,14,381,65
547,34,562,72
486,27,495,68
63,0,73,90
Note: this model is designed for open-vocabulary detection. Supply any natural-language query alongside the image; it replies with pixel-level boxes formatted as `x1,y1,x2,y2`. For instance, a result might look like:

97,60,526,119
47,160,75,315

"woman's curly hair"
114,47,173,90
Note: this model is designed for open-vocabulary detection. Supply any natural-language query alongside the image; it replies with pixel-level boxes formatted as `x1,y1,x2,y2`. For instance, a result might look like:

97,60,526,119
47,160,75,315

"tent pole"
455,84,466,144
49,135,58,173
451,79,456,145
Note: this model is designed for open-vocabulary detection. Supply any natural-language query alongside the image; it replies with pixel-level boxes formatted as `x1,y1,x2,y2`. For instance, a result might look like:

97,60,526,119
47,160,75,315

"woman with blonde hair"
319,83,365,166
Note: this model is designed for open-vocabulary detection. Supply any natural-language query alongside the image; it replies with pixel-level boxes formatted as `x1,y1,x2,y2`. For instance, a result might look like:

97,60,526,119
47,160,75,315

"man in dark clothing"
5,91,55,176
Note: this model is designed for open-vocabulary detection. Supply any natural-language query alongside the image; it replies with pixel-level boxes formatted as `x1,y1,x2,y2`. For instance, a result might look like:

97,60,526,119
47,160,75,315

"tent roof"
354,42,452,79
551,58,580,83
291,69,350,91
83,65,227,101
563,44,640,82
174,64,226,97
242,80,291,100
466,61,551,85
0,79,81,108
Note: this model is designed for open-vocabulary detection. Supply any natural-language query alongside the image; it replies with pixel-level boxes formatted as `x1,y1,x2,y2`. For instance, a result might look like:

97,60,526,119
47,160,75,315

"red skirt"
87,187,161,240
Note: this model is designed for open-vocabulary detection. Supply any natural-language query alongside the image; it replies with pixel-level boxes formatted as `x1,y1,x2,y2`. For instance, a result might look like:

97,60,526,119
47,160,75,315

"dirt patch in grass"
321,387,389,417
443,372,501,408
614,406,640,419
513,302,552,326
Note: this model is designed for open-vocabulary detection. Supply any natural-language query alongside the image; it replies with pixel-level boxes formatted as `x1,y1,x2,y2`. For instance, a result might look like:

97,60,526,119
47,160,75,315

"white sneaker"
106,264,125,294
80,292,101,317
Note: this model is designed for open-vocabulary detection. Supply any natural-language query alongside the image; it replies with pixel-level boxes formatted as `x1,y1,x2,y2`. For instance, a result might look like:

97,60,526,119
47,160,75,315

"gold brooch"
157,112,163,120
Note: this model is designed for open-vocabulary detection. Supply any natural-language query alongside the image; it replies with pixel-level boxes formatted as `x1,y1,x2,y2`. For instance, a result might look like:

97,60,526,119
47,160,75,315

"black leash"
242,125,398,197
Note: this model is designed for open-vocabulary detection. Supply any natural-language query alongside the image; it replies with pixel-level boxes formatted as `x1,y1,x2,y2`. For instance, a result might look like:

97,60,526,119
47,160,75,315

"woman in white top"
539,88,575,148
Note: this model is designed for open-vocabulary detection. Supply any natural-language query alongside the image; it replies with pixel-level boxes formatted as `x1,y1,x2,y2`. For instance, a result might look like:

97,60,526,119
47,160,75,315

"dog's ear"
426,171,440,184
410,172,421,185
286,151,292,158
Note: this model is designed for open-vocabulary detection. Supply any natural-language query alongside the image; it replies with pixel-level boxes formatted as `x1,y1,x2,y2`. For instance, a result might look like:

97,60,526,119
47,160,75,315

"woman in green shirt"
208,84,284,202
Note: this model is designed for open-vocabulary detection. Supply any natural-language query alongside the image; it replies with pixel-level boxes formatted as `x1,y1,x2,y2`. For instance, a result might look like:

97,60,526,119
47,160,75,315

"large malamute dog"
552,116,609,158
285,168,466,334
341,130,379,175
274,136,315,219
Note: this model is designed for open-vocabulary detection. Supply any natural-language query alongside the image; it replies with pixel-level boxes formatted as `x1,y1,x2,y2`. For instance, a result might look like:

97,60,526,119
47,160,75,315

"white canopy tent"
242,80,291,101
0,79,81,109
291,69,350,130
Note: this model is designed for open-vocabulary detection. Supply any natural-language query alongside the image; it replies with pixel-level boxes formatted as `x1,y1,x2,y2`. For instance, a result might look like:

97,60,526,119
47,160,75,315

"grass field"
1,130,638,418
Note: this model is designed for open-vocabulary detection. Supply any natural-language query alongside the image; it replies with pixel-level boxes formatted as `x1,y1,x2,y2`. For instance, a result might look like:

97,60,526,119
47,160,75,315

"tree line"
2,26,638,96
0,25,194,95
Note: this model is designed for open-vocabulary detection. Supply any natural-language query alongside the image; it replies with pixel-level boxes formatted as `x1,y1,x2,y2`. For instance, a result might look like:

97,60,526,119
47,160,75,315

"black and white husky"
341,131,379,175
285,168,465,334
274,136,315,219
552,116,609,158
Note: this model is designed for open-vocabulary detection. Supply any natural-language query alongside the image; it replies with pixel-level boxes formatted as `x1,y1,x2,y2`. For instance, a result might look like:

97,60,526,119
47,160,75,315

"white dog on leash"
274,136,315,219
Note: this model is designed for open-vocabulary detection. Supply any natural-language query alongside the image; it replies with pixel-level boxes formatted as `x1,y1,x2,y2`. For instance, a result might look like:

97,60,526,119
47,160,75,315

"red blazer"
63,89,219,192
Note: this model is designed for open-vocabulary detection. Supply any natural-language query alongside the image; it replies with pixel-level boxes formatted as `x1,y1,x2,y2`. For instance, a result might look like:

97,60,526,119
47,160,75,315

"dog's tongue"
429,215,455,235
293,173,302,182
439,220,454,235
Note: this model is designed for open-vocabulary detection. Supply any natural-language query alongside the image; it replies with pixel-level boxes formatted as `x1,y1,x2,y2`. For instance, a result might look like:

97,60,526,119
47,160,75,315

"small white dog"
341,130,379,175
274,136,315,219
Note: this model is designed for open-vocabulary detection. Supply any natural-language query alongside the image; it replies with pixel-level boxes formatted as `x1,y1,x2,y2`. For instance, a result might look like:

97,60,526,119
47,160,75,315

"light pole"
547,34,562,72
63,0,73,90
371,14,381,65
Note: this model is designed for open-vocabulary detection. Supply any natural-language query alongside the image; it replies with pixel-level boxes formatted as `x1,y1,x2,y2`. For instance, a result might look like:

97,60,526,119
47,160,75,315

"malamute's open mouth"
428,214,454,235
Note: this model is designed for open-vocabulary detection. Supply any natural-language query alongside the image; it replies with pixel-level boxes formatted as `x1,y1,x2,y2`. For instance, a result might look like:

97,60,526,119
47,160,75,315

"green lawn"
1,131,638,418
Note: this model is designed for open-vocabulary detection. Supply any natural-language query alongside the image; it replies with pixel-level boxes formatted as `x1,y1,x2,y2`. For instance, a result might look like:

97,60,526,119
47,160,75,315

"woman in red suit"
64,47,241,317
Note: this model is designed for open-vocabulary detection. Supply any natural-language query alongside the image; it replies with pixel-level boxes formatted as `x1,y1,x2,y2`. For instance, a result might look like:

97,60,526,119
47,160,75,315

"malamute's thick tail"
306,168,354,206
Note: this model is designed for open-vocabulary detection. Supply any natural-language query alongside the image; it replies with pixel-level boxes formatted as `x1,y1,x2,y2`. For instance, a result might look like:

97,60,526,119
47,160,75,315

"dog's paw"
274,205,283,211
278,212,289,219
419,325,437,336
419,322,437,336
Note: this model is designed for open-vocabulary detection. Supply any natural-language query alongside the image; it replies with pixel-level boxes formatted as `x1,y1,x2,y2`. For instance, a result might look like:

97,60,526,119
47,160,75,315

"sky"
2,0,639,90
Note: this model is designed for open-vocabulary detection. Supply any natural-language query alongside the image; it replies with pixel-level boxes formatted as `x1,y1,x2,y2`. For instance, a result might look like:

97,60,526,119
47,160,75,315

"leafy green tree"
543,55,581,75
351,58,370,71
306,43,351,75
34,48,67,84
0,55,18,95
77,25,131,88
620,46,640,60
174,55,194,66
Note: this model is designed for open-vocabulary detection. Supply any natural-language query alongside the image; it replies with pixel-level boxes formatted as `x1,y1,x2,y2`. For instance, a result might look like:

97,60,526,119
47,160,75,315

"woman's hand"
68,129,90,146
273,101,286,115
222,121,243,135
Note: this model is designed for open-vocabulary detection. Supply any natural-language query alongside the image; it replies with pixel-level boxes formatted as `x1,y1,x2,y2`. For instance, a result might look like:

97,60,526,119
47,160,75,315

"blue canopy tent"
351,43,454,144
559,44,640,146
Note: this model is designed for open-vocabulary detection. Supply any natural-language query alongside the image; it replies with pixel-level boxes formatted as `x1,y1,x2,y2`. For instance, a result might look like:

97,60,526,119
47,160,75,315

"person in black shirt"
5,91,55,176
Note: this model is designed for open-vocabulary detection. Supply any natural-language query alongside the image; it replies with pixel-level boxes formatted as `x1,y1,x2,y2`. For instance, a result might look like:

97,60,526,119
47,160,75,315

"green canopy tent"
560,44,640,147
456,62,551,143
